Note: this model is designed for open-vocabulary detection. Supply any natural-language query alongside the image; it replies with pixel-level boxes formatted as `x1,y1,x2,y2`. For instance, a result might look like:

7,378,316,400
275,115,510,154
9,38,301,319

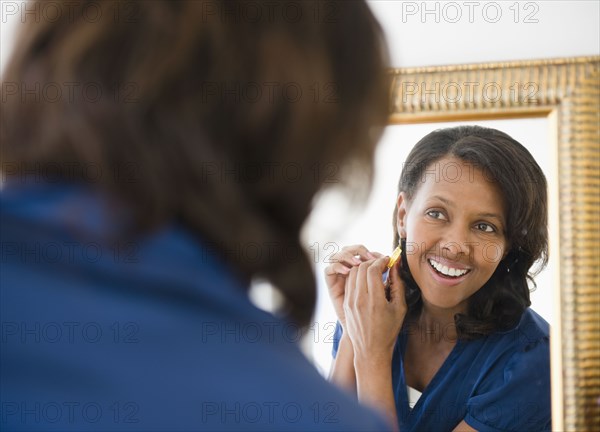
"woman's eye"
427,210,445,220
476,223,495,233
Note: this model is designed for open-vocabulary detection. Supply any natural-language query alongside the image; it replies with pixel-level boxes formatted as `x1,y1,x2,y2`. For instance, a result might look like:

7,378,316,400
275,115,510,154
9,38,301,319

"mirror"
304,56,599,431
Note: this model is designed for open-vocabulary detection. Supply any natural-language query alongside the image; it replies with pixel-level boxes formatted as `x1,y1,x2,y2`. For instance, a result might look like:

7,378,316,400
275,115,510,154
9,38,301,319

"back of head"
1,1,389,327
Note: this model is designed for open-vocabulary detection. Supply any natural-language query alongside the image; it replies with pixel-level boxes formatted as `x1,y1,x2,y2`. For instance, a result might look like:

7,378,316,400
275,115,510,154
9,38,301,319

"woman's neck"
415,300,466,344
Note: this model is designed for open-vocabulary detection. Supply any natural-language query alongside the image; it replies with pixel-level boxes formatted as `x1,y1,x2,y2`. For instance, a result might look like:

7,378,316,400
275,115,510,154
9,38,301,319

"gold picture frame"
388,56,600,431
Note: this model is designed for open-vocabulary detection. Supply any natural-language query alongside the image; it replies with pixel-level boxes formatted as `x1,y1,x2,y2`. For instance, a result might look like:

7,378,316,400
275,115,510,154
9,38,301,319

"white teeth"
428,259,468,277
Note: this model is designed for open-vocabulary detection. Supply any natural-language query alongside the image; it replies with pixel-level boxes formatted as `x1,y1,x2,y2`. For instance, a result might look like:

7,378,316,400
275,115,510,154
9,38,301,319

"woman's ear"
396,192,408,239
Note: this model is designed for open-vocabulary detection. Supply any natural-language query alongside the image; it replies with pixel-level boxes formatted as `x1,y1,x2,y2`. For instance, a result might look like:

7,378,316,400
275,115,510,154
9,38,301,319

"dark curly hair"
392,125,548,339
1,0,389,329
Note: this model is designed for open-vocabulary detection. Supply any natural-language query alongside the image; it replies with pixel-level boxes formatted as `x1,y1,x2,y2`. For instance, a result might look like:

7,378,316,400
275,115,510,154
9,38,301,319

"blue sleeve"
331,321,343,359
1,186,397,431
465,337,551,432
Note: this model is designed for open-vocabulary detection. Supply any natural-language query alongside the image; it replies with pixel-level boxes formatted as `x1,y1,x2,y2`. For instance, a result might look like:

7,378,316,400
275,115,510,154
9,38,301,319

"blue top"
333,309,551,431
1,182,390,431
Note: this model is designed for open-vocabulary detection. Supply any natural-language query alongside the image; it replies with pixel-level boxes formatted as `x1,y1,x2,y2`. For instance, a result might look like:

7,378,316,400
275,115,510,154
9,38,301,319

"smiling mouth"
428,258,471,279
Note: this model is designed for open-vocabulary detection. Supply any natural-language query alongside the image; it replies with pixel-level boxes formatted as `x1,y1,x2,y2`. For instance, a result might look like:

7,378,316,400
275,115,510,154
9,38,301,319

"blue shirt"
1,182,390,431
333,309,551,431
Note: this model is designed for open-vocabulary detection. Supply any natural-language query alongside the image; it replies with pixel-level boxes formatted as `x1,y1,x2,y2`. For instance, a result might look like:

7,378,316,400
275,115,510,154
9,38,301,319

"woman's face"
397,156,508,313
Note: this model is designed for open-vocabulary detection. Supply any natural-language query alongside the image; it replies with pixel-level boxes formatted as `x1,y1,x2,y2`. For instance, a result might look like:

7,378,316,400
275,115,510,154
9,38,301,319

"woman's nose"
441,225,473,260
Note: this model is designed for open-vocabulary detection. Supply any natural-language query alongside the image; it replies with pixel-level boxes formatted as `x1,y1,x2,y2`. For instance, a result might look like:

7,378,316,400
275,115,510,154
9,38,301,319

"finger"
366,256,390,305
329,250,362,266
326,251,362,267
343,274,352,315
356,259,374,297
345,265,359,309
388,260,406,307
341,244,378,262
324,263,352,277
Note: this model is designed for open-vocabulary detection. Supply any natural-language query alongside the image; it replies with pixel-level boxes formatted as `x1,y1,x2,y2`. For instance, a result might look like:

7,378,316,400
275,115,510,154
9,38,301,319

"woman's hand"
326,245,384,396
324,245,381,330
342,256,406,429
343,256,406,366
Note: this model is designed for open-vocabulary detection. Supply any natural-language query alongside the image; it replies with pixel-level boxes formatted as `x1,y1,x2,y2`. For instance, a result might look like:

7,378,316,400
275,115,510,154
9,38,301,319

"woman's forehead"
418,156,491,182
414,157,506,215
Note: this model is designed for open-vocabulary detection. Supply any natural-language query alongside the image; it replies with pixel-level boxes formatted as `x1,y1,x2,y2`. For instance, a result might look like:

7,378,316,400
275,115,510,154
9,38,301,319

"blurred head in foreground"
1,0,389,327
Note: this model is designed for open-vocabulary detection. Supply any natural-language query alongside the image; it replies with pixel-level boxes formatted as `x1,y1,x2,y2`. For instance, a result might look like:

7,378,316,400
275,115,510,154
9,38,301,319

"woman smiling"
327,125,551,431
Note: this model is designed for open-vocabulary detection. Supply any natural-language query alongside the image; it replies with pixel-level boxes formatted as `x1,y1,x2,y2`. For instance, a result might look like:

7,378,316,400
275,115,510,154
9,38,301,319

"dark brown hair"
1,0,389,328
392,125,548,338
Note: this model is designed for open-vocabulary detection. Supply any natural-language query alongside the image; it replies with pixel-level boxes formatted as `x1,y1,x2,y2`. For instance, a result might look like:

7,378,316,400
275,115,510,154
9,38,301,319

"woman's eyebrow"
430,196,504,220
476,213,505,225
431,196,504,222
430,195,454,206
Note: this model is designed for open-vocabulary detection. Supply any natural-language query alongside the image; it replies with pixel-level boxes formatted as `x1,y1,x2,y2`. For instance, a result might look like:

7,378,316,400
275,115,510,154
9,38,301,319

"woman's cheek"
477,239,505,269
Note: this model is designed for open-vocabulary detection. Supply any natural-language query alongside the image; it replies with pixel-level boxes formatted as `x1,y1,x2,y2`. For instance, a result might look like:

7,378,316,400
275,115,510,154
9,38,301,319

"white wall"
5,2,596,73
368,0,600,67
